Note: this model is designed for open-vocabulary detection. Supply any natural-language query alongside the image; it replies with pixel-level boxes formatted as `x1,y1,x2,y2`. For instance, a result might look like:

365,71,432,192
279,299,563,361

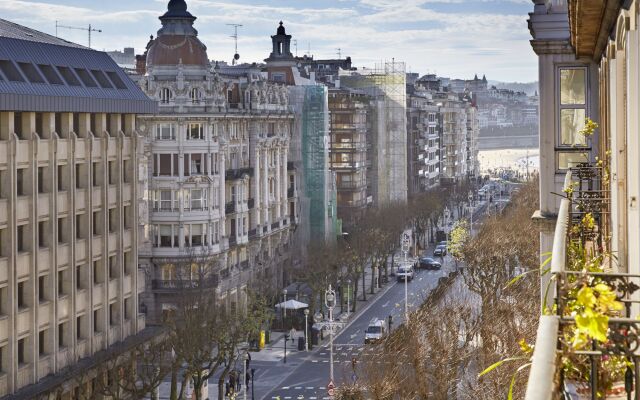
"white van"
364,318,387,344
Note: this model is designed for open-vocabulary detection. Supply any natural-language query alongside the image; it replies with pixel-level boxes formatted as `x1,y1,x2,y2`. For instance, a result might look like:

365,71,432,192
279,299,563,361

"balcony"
287,162,295,171
526,165,637,399
152,277,218,291
229,235,237,247
248,198,255,209
248,229,257,239
336,181,366,191
271,221,280,230
225,167,254,181
225,202,235,215
288,187,295,198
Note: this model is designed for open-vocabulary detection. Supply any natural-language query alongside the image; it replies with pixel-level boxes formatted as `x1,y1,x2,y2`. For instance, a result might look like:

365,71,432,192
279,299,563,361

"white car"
364,319,387,344
396,265,414,282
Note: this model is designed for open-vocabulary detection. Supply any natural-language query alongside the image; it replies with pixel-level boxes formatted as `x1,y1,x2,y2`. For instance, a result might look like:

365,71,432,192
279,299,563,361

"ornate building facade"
134,0,296,323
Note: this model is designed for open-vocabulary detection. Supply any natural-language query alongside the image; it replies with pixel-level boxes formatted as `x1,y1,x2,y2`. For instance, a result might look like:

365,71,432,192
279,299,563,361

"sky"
0,0,538,82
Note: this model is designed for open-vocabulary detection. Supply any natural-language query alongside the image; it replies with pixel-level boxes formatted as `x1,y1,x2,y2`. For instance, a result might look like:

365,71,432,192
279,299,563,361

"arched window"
190,88,200,103
160,88,172,104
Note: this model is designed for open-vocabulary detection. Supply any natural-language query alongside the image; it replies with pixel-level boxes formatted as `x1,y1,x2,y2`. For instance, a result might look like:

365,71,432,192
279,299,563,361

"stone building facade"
134,0,296,322
0,18,156,398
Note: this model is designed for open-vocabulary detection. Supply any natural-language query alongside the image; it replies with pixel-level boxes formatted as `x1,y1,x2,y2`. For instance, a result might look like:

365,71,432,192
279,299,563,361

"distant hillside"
488,81,538,96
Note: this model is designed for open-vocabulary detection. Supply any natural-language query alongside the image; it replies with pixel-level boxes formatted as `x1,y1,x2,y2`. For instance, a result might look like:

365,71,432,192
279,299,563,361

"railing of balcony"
337,181,366,190
524,164,640,399
248,198,255,209
287,187,295,198
229,235,237,247
152,276,218,291
271,221,280,230
225,167,254,181
225,202,235,215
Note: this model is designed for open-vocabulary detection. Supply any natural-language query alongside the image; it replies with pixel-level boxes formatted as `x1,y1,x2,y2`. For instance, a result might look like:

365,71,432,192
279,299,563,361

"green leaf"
478,357,527,378
507,363,532,400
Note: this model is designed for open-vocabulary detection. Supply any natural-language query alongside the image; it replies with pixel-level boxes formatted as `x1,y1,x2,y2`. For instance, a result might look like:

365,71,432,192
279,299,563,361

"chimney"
135,54,147,75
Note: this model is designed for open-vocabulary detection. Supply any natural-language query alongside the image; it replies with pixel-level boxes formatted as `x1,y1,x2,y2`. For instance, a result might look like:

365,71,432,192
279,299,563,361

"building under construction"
339,61,408,205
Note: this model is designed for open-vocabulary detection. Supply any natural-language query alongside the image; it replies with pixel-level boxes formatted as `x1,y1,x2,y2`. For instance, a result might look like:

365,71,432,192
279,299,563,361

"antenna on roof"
293,39,298,57
336,48,341,60
55,21,102,48
226,23,243,65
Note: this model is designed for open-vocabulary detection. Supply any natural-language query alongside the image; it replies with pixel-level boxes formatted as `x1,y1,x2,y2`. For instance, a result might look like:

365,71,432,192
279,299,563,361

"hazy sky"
0,0,538,82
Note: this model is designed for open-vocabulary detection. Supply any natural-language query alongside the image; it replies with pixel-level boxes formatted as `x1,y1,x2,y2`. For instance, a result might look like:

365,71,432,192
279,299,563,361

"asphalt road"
257,251,458,400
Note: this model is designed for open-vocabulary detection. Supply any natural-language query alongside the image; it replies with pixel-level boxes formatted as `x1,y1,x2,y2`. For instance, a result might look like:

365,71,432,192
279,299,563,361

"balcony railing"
288,187,295,198
152,276,218,291
225,167,254,181
525,165,639,399
337,181,366,190
248,198,255,209
271,221,280,230
229,235,237,247
225,202,235,215
248,229,257,239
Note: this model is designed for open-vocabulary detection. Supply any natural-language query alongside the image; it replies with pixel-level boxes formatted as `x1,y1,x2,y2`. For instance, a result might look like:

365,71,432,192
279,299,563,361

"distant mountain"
488,81,538,96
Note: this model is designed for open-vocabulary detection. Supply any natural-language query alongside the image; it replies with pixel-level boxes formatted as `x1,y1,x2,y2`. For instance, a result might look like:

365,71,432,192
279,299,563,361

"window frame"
555,66,592,172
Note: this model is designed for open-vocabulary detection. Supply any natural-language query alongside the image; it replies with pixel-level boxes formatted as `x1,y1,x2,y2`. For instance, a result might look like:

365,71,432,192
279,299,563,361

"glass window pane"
560,69,586,105
558,152,589,170
560,109,587,146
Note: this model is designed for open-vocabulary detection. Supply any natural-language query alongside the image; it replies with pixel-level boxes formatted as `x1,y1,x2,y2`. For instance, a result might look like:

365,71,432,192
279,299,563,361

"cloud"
0,0,538,82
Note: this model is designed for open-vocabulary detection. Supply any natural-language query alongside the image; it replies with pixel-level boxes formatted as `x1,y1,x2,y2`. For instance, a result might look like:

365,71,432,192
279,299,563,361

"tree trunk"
361,267,367,301
170,366,178,400
352,277,359,312
370,262,376,294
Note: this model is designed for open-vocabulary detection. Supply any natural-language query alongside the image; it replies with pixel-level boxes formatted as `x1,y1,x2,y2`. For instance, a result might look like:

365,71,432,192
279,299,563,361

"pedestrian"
236,369,241,392
289,327,296,343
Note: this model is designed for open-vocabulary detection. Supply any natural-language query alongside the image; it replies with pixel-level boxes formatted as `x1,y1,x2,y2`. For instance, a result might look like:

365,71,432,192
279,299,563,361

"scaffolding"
340,61,408,205
288,85,337,244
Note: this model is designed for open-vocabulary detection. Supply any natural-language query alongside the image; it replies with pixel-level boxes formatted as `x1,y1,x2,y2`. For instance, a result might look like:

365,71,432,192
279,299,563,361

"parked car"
419,257,442,270
433,245,447,257
438,241,448,247
364,318,387,344
396,264,414,282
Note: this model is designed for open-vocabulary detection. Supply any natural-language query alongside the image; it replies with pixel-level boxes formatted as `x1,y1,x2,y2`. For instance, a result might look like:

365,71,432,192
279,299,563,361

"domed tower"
146,0,209,69
265,21,297,84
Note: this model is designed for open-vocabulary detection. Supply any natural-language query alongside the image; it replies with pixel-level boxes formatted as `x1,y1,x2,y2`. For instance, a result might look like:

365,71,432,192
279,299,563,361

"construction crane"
55,21,102,48
226,23,243,65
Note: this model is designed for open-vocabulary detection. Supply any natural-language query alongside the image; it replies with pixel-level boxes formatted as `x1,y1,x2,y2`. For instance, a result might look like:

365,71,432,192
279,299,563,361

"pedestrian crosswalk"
271,386,333,400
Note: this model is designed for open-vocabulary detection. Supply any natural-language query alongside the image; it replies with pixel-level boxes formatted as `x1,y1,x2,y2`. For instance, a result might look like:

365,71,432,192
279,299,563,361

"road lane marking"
282,387,290,390
295,387,302,390
382,301,390,308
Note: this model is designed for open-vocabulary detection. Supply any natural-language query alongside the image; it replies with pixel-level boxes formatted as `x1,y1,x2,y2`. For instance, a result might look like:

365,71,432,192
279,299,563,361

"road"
256,251,458,400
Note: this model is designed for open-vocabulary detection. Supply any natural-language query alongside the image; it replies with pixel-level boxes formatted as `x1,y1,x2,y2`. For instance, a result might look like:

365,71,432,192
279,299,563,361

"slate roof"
0,18,156,114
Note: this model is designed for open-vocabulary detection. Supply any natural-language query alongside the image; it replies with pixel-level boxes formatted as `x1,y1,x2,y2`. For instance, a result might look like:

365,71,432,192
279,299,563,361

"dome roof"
146,35,209,67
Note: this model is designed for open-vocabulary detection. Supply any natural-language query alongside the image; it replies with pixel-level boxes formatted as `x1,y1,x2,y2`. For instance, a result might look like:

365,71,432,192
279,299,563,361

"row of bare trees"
39,252,273,400
336,179,541,399
294,188,452,316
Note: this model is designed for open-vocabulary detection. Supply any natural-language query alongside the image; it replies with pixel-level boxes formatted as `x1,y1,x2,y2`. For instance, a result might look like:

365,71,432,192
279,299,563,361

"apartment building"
0,19,156,397
406,88,441,194
526,0,640,396
134,0,296,322
438,93,469,184
328,88,370,227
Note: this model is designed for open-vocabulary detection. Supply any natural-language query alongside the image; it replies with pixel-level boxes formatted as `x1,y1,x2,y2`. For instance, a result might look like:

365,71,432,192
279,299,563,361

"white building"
134,0,296,322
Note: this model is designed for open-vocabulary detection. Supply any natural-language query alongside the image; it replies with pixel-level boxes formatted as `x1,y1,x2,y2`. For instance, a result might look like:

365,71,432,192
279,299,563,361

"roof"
0,19,156,114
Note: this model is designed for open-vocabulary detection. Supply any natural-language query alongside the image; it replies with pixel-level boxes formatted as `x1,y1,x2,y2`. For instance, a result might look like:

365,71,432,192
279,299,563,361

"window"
124,298,131,320
74,68,97,87
108,208,116,233
92,162,101,186
212,222,220,244
58,270,66,296
558,151,589,170
106,71,127,89
124,251,131,276
58,322,67,348
109,303,117,326
183,225,191,247
0,286,6,315
190,224,205,247
108,161,116,185
93,309,102,333
160,88,172,104
18,62,45,83
123,205,131,229
157,225,175,248
155,154,178,177
93,211,101,236
190,88,201,103
155,190,175,211
38,275,46,302
37,64,63,85
58,164,67,191
76,265,84,290
17,225,26,252
56,66,81,86
17,281,26,309
155,123,174,140
58,217,67,243
189,189,207,211
16,168,25,196
38,221,47,248
90,70,113,89
109,256,117,280
184,154,205,176
77,316,84,340
558,68,588,147
188,123,204,140
17,338,25,365
0,60,24,82
93,260,103,284
38,166,45,193
39,329,47,356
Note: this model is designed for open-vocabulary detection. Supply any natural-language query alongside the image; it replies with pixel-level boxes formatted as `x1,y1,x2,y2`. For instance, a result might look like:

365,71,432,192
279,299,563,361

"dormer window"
190,88,200,103
160,88,172,104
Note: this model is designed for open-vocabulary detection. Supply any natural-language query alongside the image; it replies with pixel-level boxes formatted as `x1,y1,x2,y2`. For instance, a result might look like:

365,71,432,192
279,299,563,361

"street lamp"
283,289,288,319
304,309,310,351
346,279,351,316
250,368,255,400
325,285,336,384
243,352,249,400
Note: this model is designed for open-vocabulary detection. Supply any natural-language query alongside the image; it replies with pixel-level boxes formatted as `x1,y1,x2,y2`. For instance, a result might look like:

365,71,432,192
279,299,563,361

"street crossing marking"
282,386,290,390
306,387,315,390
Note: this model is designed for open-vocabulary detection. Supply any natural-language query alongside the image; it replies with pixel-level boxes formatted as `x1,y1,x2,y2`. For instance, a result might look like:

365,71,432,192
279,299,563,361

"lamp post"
251,368,255,400
243,352,249,400
304,309,309,351
283,333,289,363
443,207,451,243
401,231,411,321
346,279,351,316
468,190,474,233
325,285,336,383
283,289,288,319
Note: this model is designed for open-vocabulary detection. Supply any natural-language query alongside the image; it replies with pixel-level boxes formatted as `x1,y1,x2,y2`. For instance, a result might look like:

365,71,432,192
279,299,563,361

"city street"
256,253,458,400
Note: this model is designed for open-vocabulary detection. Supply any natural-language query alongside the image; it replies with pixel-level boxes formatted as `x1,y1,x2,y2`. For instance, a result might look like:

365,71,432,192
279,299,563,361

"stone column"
262,148,269,226
274,146,281,220
254,148,261,226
